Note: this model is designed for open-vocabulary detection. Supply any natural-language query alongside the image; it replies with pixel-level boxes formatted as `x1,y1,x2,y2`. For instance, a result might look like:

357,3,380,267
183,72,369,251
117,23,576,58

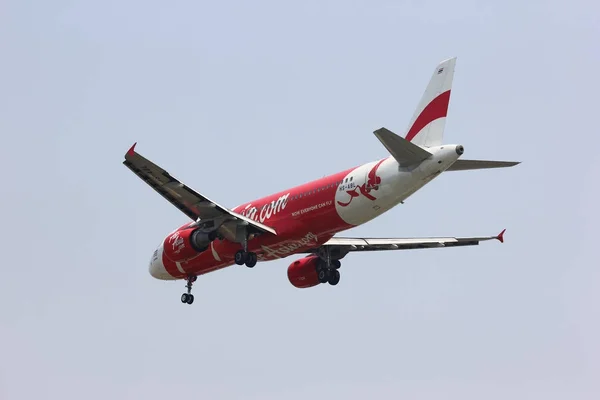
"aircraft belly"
160,227,336,278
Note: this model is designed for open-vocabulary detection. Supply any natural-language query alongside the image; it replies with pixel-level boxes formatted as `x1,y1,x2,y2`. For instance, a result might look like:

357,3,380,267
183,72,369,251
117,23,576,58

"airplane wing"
122,143,277,235
304,230,505,255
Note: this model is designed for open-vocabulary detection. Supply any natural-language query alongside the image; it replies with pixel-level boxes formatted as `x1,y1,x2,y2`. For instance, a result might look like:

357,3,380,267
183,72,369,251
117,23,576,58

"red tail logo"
337,159,385,207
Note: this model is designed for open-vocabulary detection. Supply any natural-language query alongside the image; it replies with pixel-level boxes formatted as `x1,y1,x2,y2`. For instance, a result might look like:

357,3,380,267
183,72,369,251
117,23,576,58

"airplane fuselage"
149,144,463,280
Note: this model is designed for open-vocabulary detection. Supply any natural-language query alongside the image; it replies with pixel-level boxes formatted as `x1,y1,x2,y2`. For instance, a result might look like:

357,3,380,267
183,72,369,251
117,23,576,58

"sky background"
1,1,599,399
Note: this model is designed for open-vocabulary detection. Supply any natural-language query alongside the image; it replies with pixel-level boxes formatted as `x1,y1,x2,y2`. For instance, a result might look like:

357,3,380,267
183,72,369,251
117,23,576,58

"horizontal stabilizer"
446,159,520,171
374,127,432,167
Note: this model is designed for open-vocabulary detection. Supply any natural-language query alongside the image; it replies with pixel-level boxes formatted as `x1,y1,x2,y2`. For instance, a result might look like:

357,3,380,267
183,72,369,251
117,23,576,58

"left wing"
123,143,277,236
303,230,505,255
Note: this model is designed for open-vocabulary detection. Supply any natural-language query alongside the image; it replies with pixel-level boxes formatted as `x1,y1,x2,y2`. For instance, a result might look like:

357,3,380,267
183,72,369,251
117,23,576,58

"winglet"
496,229,506,243
126,142,137,157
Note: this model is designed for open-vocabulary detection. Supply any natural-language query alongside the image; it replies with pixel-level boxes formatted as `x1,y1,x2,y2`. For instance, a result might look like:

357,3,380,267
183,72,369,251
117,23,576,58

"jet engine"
163,228,214,263
287,256,321,288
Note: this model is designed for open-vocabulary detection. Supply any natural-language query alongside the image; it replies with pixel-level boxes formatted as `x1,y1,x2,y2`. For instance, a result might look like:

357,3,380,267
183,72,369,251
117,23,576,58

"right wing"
123,143,277,236
302,230,505,255
446,159,520,171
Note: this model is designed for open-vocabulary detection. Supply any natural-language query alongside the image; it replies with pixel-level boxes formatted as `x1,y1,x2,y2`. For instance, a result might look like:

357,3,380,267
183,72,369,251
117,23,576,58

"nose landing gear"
181,275,196,305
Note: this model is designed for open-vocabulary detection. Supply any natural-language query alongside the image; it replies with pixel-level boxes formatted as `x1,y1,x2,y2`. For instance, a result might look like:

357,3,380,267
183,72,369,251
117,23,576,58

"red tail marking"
337,188,360,207
496,229,506,243
338,159,386,207
405,90,451,142
359,185,377,201
366,159,385,189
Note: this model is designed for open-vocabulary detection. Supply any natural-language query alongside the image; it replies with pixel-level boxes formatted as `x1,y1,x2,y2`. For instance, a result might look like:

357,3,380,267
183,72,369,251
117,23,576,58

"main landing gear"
181,275,196,305
317,259,341,286
234,236,258,268
234,250,258,268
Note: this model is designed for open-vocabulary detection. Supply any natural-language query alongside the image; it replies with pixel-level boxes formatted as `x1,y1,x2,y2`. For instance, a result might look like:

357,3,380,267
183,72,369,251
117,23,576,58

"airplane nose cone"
149,245,171,280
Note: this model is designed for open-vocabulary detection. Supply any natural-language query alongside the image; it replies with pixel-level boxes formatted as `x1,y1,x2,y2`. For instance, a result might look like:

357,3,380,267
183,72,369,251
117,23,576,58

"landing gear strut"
234,236,258,268
181,275,196,305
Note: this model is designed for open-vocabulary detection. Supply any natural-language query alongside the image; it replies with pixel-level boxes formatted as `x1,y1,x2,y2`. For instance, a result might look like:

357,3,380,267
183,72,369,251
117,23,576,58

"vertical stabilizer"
405,57,456,147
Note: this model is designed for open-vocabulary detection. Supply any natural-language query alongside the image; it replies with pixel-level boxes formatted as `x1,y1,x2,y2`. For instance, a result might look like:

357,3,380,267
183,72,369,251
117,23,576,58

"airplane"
123,57,519,305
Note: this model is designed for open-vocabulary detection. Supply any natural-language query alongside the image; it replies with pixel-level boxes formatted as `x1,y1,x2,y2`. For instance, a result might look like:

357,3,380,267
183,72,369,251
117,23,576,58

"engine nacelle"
287,256,321,288
163,228,212,263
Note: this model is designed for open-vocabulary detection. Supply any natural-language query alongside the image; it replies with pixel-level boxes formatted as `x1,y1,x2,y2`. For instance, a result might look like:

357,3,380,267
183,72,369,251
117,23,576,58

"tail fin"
405,57,456,147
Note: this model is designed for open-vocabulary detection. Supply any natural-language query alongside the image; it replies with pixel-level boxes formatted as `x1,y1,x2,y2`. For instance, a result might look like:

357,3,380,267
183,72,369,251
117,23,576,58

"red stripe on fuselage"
405,90,451,142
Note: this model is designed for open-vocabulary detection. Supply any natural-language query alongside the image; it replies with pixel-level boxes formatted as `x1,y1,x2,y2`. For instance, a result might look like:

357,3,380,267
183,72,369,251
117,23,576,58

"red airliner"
124,57,519,305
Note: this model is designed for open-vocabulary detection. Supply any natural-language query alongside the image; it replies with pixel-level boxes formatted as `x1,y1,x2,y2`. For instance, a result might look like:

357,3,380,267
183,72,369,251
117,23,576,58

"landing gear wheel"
234,250,247,265
245,252,257,268
332,260,341,269
318,268,329,283
328,269,340,286
181,276,197,305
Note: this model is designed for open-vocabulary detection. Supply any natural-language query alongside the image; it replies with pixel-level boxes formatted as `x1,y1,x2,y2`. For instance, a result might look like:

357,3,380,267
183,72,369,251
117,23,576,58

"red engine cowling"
163,229,211,263
287,256,321,288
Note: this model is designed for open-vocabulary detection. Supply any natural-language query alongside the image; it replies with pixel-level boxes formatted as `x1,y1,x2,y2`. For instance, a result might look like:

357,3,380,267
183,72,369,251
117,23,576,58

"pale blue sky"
1,1,599,399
